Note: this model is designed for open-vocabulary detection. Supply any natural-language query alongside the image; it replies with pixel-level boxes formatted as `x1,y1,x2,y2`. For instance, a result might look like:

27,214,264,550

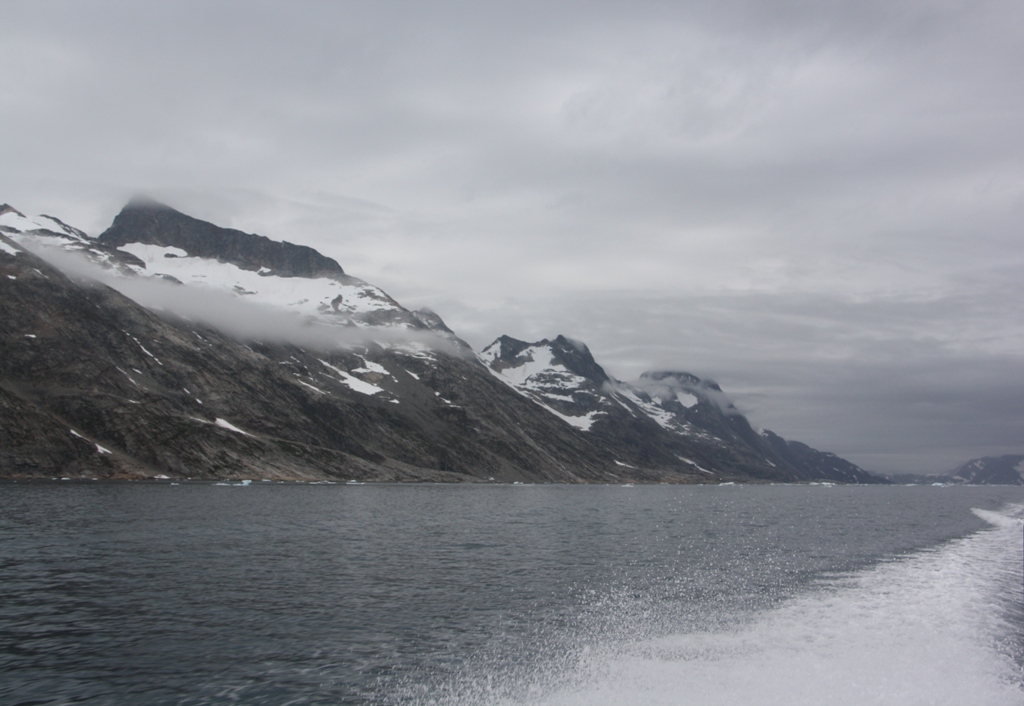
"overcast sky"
3,0,1022,474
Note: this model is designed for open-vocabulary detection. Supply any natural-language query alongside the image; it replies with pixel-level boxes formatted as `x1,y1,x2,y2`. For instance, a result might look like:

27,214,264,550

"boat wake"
433,504,1024,706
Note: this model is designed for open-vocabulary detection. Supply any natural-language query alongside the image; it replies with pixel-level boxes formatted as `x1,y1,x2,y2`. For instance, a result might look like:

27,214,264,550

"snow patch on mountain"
116,242,401,321
676,391,699,408
677,456,715,475
3,208,145,275
214,418,251,435
538,404,600,431
613,386,678,431
319,359,385,395
0,209,81,237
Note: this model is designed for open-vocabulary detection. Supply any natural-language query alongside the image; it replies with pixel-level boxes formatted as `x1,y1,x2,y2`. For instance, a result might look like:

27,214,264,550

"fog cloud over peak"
25,246,460,354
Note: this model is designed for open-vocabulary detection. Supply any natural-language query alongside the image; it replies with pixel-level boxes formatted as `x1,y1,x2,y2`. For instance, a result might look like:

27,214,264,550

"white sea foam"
446,505,1024,706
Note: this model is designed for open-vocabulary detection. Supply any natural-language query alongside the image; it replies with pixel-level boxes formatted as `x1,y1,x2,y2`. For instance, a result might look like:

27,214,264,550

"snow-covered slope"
480,335,732,443
3,201,460,340
479,335,612,430
0,204,142,275
115,241,402,323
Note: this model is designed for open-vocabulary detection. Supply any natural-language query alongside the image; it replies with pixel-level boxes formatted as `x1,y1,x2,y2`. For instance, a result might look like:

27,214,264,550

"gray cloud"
2,0,1022,473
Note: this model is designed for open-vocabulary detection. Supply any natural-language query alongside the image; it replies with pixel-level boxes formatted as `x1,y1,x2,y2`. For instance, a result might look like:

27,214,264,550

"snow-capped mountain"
480,334,617,431
948,456,1024,485
97,200,421,329
3,200,459,339
479,334,882,483
1,199,887,483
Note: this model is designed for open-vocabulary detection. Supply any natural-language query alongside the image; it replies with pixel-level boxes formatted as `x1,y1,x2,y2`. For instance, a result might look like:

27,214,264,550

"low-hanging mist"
23,244,462,354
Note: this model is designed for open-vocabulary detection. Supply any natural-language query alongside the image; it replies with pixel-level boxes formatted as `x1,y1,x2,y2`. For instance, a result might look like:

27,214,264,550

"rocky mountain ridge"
479,334,881,483
1,200,886,483
99,198,346,279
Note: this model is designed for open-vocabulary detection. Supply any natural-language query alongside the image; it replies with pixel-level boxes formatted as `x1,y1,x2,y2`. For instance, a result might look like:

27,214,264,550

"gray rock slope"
0,201,883,483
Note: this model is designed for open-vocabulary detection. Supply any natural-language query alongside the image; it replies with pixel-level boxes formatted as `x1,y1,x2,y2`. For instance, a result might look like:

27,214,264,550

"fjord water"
1,484,1022,705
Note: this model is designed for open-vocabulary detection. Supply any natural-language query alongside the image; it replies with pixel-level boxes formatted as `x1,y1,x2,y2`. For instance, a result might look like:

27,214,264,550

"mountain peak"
98,200,345,279
124,194,174,210
640,370,721,391
482,334,610,385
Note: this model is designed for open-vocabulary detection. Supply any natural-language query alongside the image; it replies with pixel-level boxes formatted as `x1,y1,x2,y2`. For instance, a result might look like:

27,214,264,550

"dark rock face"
98,199,346,279
758,430,883,484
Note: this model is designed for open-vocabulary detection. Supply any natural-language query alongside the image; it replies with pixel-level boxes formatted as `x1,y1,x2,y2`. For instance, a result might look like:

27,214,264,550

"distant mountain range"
887,455,1024,486
0,199,1005,483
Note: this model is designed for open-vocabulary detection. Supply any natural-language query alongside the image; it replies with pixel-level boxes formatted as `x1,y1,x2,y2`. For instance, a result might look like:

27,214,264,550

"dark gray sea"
2,482,1023,705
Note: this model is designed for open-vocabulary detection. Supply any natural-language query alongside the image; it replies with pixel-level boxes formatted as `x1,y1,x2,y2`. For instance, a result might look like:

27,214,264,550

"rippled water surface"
1,482,1022,705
